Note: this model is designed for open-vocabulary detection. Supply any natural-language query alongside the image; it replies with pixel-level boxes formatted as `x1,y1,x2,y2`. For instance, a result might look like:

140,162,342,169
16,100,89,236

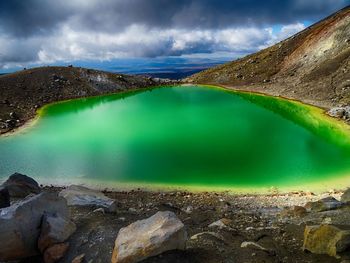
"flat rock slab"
112,211,187,263
59,185,117,212
0,192,69,261
305,197,343,212
2,172,41,198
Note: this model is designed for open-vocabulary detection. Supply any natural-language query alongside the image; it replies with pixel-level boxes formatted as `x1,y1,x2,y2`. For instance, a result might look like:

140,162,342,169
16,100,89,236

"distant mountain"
187,6,350,108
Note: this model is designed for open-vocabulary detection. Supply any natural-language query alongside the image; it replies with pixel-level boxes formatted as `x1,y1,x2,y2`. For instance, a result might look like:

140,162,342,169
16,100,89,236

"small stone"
44,243,69,263
208,218,232,229
72,253,85,263
184,205,193,214
93,208,105,214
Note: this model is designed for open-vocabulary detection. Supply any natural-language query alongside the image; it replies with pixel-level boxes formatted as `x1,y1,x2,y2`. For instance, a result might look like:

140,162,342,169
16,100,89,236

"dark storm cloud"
0,0,74,37
0,0,348,37
0,0,348,69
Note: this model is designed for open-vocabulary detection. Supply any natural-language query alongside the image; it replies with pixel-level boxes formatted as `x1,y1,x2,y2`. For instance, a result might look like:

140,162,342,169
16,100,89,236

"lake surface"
1,85,350,191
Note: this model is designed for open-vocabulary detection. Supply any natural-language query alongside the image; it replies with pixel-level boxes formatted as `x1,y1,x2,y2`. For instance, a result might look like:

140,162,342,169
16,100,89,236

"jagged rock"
303,225,350,258
2,172,41,198
0,186,10,208
0,192,69,261
341,188,350,203
111,211,187,263
38,213,76,253
43,242,69,263
305,197,343,212
59,185,117,212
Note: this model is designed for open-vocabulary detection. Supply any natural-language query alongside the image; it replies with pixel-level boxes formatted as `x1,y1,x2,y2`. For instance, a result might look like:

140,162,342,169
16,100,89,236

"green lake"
1,85,350,191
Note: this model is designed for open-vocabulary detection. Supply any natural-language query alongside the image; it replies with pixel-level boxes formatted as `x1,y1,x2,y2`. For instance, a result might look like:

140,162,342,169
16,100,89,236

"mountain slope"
0,66,173,134
187,6,350,108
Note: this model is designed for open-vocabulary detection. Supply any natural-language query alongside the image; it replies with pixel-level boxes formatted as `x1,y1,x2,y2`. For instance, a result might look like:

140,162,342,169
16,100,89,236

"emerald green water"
1,85,350,190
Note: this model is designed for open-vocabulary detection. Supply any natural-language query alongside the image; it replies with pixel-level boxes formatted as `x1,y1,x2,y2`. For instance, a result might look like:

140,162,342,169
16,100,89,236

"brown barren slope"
187,6,350,108
0,66,174,134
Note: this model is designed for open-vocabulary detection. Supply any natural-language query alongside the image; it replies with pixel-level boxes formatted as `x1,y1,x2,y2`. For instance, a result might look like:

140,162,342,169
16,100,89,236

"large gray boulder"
2,172,41,198
59,185,117,212
111,211,187,263
38,213,76,253
0,192,69,261
341,188,350,203
0,186,10,208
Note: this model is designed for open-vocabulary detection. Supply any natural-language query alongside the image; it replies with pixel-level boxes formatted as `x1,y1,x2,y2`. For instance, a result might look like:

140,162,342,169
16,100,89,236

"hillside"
0,66,174,134
187,6,350,109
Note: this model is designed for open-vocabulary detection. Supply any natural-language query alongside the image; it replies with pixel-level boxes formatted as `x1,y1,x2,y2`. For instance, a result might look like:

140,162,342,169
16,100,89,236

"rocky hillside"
187,6,350,109
1,173,350,263
0,66,175,134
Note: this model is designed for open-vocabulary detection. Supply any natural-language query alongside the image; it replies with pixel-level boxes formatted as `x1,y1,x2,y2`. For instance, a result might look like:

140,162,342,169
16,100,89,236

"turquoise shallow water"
1,85,350,190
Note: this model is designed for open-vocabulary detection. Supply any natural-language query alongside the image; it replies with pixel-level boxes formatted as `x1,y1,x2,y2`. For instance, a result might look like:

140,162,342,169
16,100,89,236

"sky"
0,0,349,73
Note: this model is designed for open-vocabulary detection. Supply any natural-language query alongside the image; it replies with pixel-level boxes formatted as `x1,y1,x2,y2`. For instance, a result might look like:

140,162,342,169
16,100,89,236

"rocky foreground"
1,173,350,263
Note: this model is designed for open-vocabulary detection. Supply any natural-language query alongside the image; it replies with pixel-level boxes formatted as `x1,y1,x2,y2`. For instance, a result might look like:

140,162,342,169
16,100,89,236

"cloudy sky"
0,0,349,72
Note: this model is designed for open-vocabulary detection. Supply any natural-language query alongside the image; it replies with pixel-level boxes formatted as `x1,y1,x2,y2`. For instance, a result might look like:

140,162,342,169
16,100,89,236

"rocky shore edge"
0,66,180,136
1,173,350,263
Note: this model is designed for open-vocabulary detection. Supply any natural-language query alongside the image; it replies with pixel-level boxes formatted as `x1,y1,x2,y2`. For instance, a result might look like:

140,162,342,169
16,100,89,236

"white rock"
59,185,116,212
241,241,271,253
111,211,187,263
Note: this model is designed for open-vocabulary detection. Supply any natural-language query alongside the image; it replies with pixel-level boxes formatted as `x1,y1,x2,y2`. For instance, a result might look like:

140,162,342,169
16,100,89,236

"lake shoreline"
0,66,180,136
2,82,347,138
2,84,350,194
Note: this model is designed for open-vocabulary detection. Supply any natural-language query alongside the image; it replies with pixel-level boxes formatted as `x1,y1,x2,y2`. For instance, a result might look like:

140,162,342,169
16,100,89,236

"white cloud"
0,22,307,69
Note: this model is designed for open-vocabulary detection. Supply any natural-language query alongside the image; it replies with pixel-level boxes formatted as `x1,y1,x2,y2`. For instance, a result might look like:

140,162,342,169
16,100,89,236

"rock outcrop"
0,186,10,208
303,225,350,258
2,172,41,198
59,185,117,212
0,192,69,261
111,211,187,263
